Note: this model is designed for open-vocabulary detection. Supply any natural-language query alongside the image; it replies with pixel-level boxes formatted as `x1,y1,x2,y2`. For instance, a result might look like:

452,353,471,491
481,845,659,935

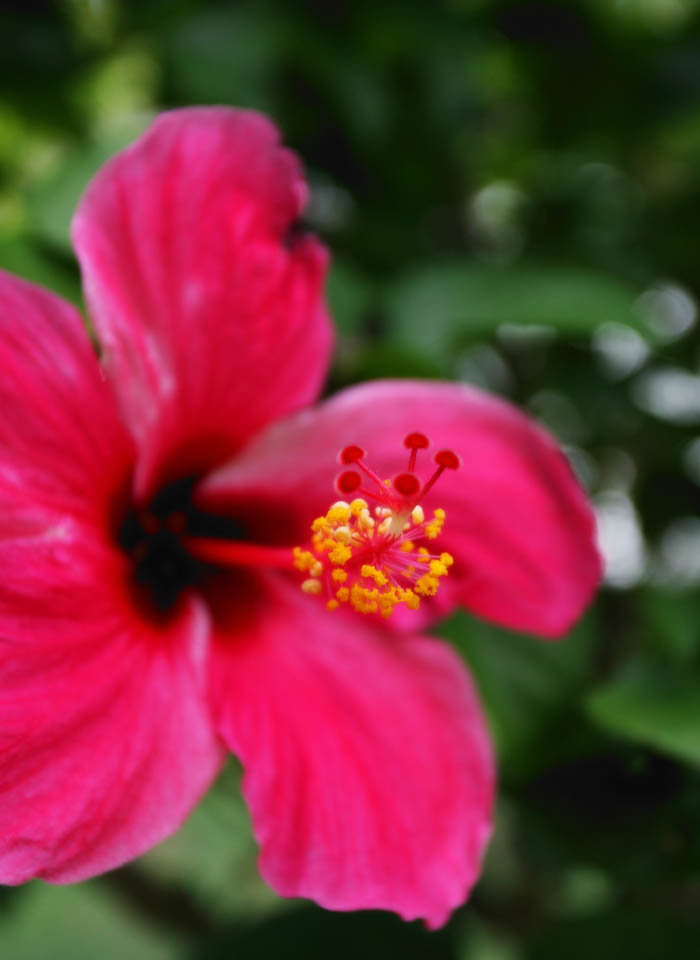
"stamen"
294,433,458,618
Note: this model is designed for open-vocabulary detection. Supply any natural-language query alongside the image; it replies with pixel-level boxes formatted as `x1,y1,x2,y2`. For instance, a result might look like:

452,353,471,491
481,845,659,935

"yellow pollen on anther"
327,503,351,524
329,542,352,565
293,548,318,572
425,508,446,540
358,510,374,531
361,564,389,586
301,578,322,595
295,477,453,618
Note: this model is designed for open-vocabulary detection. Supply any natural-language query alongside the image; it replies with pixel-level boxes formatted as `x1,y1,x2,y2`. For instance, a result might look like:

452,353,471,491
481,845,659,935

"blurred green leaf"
326,259,373,337
27,122,149,252
188,905,455,960
525,908,700,960
385,262,639,358
162,9,279,109
0,235,79,302
640,587,700,662
0,882,180,960
587,660,700,767
137,763,281,921
440,611,596,780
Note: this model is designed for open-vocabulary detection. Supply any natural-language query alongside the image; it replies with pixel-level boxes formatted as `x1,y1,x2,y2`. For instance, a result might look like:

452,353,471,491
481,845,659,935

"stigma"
293,433,459,618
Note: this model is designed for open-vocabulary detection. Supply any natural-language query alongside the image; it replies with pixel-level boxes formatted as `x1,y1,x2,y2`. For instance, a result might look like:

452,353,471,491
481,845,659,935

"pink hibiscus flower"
0,108,600,928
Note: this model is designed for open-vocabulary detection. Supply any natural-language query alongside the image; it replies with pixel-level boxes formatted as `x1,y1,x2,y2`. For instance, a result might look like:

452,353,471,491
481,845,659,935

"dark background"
2,1,700,957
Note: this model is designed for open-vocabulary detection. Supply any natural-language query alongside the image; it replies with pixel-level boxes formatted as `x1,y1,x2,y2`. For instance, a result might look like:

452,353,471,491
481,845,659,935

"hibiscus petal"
210,576,494,928
0,553,222,883
72,107,331,499
0,269,133,528
0,270,222,882
202,380,601,637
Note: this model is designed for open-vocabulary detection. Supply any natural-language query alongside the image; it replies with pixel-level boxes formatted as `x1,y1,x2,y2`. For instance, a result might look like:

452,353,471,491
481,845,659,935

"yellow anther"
332,568,348,582
350,583,378,614
358,509,375,530
350,498,368,516
429,559,448,577
293,548,317,572
361,564,388,586
400,540,415,552
329,542,352,565
440,552,454,567
425,507,446,540
301,578,322,595
334,525,352,543
414,575,439,597
411,504,425,524
310,561,323,577
336,587,350,602
327,599,340,611
327,504,351,524
405,590,420,610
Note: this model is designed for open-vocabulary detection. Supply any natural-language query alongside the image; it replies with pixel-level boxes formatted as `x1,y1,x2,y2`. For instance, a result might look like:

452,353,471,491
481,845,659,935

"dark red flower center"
118,476,248,614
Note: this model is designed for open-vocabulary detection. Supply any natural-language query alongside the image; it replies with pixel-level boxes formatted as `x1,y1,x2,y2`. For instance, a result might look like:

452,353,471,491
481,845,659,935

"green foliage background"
2,0,700,956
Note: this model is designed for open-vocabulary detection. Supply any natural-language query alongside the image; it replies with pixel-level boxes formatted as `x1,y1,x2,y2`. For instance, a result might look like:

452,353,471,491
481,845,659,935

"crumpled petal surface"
210,575,494,929
72,107,331,499
201,380,601,637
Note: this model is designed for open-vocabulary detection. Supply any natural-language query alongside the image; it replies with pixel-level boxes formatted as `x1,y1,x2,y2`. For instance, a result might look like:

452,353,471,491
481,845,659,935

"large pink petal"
0,543,222,883
72,107,331,500
210,575,494,928
0,269,133,529
201,380,601,637
0,270,222,882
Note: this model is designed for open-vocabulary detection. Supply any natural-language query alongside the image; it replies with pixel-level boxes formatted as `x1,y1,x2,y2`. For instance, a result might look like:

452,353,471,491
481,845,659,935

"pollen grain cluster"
294,497,453,618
